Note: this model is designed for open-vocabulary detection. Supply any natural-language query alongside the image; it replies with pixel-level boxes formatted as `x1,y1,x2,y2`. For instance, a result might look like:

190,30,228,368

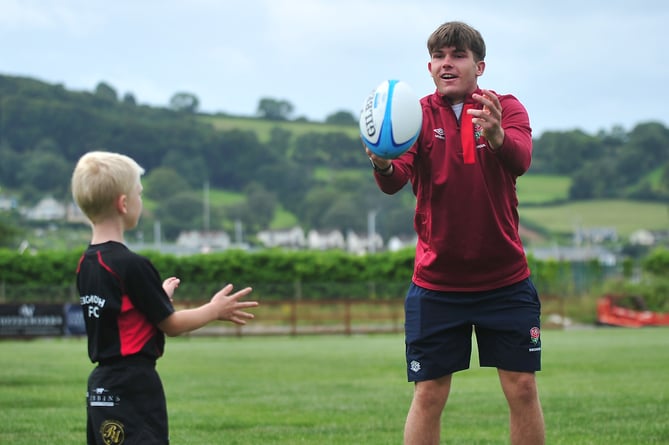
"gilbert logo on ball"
359,79,422,159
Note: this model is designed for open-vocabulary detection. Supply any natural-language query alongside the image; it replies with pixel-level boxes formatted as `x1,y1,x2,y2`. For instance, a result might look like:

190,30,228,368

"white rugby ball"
359,80,422,159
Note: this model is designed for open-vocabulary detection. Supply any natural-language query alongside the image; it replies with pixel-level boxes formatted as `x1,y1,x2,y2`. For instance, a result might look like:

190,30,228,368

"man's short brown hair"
427,21,486,62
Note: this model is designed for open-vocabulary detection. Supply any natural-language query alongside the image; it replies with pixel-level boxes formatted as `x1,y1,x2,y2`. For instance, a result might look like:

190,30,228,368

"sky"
1,0,668,137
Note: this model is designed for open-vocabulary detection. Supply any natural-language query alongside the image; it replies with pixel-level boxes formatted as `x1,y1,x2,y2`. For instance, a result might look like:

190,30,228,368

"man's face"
428,46,485,104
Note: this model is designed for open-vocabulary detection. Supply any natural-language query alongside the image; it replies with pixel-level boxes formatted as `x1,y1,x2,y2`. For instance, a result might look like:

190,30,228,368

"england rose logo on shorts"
530,327,540,345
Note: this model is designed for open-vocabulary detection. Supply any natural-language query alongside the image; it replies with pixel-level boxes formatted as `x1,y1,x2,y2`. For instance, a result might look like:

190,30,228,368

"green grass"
520,199,669,237
1,329,668,444
517,174,571,204
270,206,299,229
207,188,247,206
313,166,368,183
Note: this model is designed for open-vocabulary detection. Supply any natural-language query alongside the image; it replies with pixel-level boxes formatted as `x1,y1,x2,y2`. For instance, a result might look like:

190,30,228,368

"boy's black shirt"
76,241,175,363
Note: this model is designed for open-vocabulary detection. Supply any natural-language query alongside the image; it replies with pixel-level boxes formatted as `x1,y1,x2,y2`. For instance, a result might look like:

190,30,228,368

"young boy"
71,150,259,445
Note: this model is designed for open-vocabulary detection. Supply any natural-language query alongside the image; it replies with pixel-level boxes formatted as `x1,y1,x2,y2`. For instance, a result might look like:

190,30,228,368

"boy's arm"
158,284,257,336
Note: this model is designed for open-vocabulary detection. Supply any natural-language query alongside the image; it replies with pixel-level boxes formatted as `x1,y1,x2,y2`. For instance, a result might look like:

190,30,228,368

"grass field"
519,199,669,238
516,174,571,204
1,328,667,444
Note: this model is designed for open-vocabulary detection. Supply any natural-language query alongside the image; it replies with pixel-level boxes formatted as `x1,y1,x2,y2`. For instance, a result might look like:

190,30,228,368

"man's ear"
476,60,485,77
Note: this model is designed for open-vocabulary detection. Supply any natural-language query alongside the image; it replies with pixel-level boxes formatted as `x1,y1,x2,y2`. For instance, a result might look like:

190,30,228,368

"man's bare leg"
404,374,452,445
498,369,545,445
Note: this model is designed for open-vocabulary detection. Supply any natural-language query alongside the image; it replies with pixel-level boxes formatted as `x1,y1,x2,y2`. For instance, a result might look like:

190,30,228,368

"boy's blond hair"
71,151,145,223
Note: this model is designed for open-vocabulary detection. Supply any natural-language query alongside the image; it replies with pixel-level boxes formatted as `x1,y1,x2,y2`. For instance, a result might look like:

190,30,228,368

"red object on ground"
596,294,669,327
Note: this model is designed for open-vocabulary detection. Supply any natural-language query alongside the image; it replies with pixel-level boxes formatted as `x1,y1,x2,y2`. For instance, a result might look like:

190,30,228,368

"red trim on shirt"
118,295,158,356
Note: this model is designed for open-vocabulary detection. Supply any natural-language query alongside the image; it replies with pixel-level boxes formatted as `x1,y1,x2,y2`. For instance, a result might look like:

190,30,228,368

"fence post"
291,280,301,335
294,279,302,300
290,299,298,336
368,280,377,299
344,300,352,335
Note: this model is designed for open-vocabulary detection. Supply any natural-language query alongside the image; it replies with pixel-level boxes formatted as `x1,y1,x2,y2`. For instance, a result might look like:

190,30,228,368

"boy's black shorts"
405,278,542,381
87,356,168,445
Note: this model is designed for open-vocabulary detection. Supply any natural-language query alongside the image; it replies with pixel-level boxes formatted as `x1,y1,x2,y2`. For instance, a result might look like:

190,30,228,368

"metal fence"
0,280,582,339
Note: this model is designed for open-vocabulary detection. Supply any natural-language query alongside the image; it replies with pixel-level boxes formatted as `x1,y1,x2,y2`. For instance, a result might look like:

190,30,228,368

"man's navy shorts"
404,278,542,382
87,356,169,445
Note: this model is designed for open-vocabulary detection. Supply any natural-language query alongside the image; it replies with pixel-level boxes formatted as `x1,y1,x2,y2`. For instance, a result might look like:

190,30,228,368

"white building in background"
346,230,383,255
629,229,655,246
0,195,17,211
387,235,418,252
66,202,89,224
23,197,66,221
176,230,231,252
257,226,305,249
527,245,617,266
307,229,346,250
573,227,618,245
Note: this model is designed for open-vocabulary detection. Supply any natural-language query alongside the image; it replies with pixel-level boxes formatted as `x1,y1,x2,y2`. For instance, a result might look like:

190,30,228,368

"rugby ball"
359,80,422,159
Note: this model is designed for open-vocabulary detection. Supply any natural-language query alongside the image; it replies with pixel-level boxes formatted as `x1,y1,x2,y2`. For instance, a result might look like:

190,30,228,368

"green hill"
517,174,571,204
1,74,668,246
201,115,358,143
520,199,668,238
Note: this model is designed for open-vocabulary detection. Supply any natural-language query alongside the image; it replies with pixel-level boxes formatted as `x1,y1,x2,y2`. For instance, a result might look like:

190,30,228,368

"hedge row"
0,248,414,283
0,247,618,302
0,248,415,301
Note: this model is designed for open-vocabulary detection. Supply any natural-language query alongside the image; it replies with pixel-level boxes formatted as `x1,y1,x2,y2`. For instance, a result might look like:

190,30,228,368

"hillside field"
198,115,666,241
516,173,571,204
519,199,668,238
148,170,664,240
201,115,359,143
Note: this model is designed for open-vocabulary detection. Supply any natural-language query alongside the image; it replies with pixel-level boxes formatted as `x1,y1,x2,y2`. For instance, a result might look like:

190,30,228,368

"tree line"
0,74,667,244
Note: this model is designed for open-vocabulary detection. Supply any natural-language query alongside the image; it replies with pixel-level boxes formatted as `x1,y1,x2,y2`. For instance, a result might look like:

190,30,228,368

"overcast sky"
2,0,668,137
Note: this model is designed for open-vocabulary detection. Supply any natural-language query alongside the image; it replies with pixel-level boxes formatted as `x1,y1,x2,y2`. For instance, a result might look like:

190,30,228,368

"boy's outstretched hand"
210,284,258,325
162,277,181,301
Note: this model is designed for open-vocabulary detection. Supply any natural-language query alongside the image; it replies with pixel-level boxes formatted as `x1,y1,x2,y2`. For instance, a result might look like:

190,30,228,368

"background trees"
256,98,294,120
94,82,118,103
325,110,356,126
169,92,200,113
0,74,667,244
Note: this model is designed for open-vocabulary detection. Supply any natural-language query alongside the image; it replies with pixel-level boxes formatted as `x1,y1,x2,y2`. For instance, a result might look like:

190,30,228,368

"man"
366,22,545,445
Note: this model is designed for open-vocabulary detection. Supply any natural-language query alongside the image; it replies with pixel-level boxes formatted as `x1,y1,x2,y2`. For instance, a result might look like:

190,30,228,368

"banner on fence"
63,303,86,335
0,303,87,338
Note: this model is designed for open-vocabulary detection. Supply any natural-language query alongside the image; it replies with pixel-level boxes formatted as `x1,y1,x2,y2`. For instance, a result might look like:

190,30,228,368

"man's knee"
413,375,452,410
499,371,539,405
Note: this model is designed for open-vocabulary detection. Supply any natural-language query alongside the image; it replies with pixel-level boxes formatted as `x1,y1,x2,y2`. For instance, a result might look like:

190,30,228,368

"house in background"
257,227,305,249
387,235,417,252
22,197,65,221
307,229,346,251
573,227,618,245
346,230,383,255
66,202,89,224
176,230,231,252
0,195,18,211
